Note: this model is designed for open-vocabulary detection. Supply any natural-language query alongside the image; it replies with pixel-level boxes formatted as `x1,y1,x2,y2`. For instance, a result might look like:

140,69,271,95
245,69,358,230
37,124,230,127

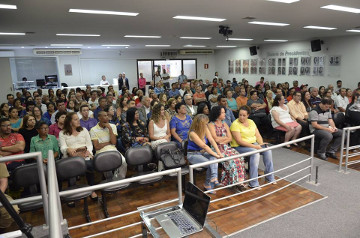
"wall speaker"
249,46,257,56
311,39,321,52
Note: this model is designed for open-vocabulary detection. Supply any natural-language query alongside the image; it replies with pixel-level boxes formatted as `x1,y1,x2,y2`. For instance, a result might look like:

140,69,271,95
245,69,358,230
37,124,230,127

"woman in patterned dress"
208,106,247,191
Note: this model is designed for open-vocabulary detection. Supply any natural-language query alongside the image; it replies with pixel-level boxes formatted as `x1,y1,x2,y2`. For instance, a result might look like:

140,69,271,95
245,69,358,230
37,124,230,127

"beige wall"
0,58,14,103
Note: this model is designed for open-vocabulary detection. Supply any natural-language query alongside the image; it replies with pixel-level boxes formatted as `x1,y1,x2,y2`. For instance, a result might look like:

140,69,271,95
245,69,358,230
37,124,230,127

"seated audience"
208,87,219,109
168,83,180,98
264,90,274,114
93,97,107,121
19,115,38,154
193,86,207,105
236,88,248,109
51,100,68,124
346,88,353,103
165,98,177,121
33,105,50,125
170,103,192,146
187,114,222,193
226,90,238,117
196,102,210,117
0,118,25,172
270,95,302,147
287,91,310,137
208,106,246,190
159,93,168,107
309,98,342,160
59,112,97,199
0,103,9,118
302,91,312,112
79,105,97,131
90,111,127,179
13,99,26,118
230,106,276,189
9,107,22,132
43,102,55,122
30,121,60,163
246,91,271,136
138,96,151,124
121,107,150,150
184,94,197,118
335,88,349,113
49,111,67,139
148,104,171,150
309,87,321,106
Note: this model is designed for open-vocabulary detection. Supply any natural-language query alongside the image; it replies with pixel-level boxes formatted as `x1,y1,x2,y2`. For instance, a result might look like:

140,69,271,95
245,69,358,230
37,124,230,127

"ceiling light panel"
50,44,83,47
347,29,360,33
0,4,17,9
249,21,289,26
216,45,237,48
303,26,337,30
184,45,206,47
69,9,139,16
124,35,161,38
266,0,299,3
180,37,211,40
264,39,288,42
0,32,26,35
227,38,253,41
56,34,100,36
101,45,130,47
145,45,170,47
173,16,226,22
321,5,360,14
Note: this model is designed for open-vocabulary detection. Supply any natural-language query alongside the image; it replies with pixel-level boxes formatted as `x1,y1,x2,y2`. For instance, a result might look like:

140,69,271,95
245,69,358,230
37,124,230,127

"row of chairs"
10,141,194,222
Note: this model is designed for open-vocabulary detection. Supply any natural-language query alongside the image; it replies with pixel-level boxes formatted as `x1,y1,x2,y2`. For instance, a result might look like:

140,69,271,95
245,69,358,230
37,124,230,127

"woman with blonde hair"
149,104,171,150
166,98,177,120
187,114,223,194
264,89,274,114
158,93,168,107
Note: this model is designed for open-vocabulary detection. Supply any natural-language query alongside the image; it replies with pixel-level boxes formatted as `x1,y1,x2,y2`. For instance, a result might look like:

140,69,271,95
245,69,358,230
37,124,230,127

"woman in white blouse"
270,95,302,148
59,112,98,200
148,104,171,149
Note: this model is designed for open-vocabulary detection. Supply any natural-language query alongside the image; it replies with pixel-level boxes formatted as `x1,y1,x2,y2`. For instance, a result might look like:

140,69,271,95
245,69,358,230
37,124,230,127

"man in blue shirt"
154,82,164,95
217,95,235,127
177,70,187,84
80,105,98,131
168,83,180,98
93,97,107,121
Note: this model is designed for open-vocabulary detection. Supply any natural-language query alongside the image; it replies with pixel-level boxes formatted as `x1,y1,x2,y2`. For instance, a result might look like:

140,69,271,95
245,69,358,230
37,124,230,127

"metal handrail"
339,125,360,173
0,152,49,226
189,135,315,183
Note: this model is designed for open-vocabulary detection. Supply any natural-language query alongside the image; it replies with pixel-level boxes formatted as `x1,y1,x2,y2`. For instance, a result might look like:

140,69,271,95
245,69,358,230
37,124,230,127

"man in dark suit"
118,72,129,91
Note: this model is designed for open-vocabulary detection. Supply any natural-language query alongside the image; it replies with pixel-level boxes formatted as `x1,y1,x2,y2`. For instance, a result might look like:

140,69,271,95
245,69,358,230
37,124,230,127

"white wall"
214,35,360,89
0,58,16,102
11,49,216,89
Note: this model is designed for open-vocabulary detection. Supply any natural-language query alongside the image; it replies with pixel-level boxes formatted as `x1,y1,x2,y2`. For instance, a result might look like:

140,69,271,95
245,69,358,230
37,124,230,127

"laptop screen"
183,182,211,226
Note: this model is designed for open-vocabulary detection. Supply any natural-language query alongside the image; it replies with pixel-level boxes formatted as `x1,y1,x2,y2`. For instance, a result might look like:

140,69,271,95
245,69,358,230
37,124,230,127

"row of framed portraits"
228,56,340,76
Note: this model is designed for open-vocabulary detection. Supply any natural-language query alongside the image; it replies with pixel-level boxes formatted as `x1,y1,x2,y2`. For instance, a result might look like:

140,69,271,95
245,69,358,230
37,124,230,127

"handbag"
160,148,186,169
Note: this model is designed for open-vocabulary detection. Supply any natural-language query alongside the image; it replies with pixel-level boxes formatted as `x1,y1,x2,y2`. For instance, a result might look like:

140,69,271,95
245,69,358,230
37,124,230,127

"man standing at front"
90,111,127,179
178,70,187,84
309,98,342,160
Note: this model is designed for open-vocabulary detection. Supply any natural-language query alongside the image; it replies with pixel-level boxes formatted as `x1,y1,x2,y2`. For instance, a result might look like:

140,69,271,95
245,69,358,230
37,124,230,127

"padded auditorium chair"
56,157,93,222
12,163,46,212
125,145,163,185
93,150,130,218
155,142,188,187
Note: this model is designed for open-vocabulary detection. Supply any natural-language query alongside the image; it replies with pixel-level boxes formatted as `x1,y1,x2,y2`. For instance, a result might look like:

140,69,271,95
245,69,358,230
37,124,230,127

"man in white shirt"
328,84,338,101
34,95,47,114
335,88,349,113
100,75,109,85
179,83,186,97
184,94,197,118
90,111,127,178
138,96,151,124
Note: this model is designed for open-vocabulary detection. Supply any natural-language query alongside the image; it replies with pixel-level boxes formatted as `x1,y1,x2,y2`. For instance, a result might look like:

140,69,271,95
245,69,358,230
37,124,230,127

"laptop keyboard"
167,211,197,235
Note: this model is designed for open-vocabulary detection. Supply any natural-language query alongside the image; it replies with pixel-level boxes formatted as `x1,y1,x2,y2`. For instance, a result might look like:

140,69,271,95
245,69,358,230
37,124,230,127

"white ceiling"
0,0,360,50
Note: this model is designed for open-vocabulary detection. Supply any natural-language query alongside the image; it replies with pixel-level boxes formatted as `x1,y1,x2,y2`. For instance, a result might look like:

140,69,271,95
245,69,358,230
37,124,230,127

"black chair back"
56,157,87,183
155,142,178,161
93,151,122,172
182,139,188,157
12,163,44,194
125,145,153,166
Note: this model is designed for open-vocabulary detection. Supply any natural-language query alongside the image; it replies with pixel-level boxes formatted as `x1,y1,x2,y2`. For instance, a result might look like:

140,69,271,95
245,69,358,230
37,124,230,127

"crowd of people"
1,73,360,230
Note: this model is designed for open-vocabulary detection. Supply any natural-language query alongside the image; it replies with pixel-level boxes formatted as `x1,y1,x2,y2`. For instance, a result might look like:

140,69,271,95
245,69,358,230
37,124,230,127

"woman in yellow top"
230,105,276,189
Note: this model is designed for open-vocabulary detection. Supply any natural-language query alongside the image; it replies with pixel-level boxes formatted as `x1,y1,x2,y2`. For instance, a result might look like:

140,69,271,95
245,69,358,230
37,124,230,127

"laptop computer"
155,182,211,238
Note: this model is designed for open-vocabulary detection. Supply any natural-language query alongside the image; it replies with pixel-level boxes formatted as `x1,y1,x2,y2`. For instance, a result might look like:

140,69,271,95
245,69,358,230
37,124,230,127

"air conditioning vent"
33,48,82,56
179,49,214,55
160,51,178,58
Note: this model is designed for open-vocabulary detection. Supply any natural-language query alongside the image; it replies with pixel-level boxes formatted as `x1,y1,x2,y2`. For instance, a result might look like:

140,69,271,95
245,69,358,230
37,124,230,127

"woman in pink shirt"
49,111,67,139
138,73,146,94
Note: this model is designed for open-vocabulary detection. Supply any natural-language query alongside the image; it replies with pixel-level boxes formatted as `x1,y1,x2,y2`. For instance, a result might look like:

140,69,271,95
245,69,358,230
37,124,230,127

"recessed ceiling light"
21,46,25,48
173,16,226,22
216,45,237,48
69,9,139,16
50,44,83,47
125,47,129,49
56,34,100,37
347,29,360,33
124,35,161,38
66,47,70,48
249,21,289,26
106,47,111,48
101,45,130,47
45,47,49,48
264,39,288,42
0,4,17,9
227,38,254,41
266,0,299,3
303,26,337,30
87,47,91,48
145,45,171,47
0,32,26,35
184,45,206,47
180,37,212,40
321,5,360,14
